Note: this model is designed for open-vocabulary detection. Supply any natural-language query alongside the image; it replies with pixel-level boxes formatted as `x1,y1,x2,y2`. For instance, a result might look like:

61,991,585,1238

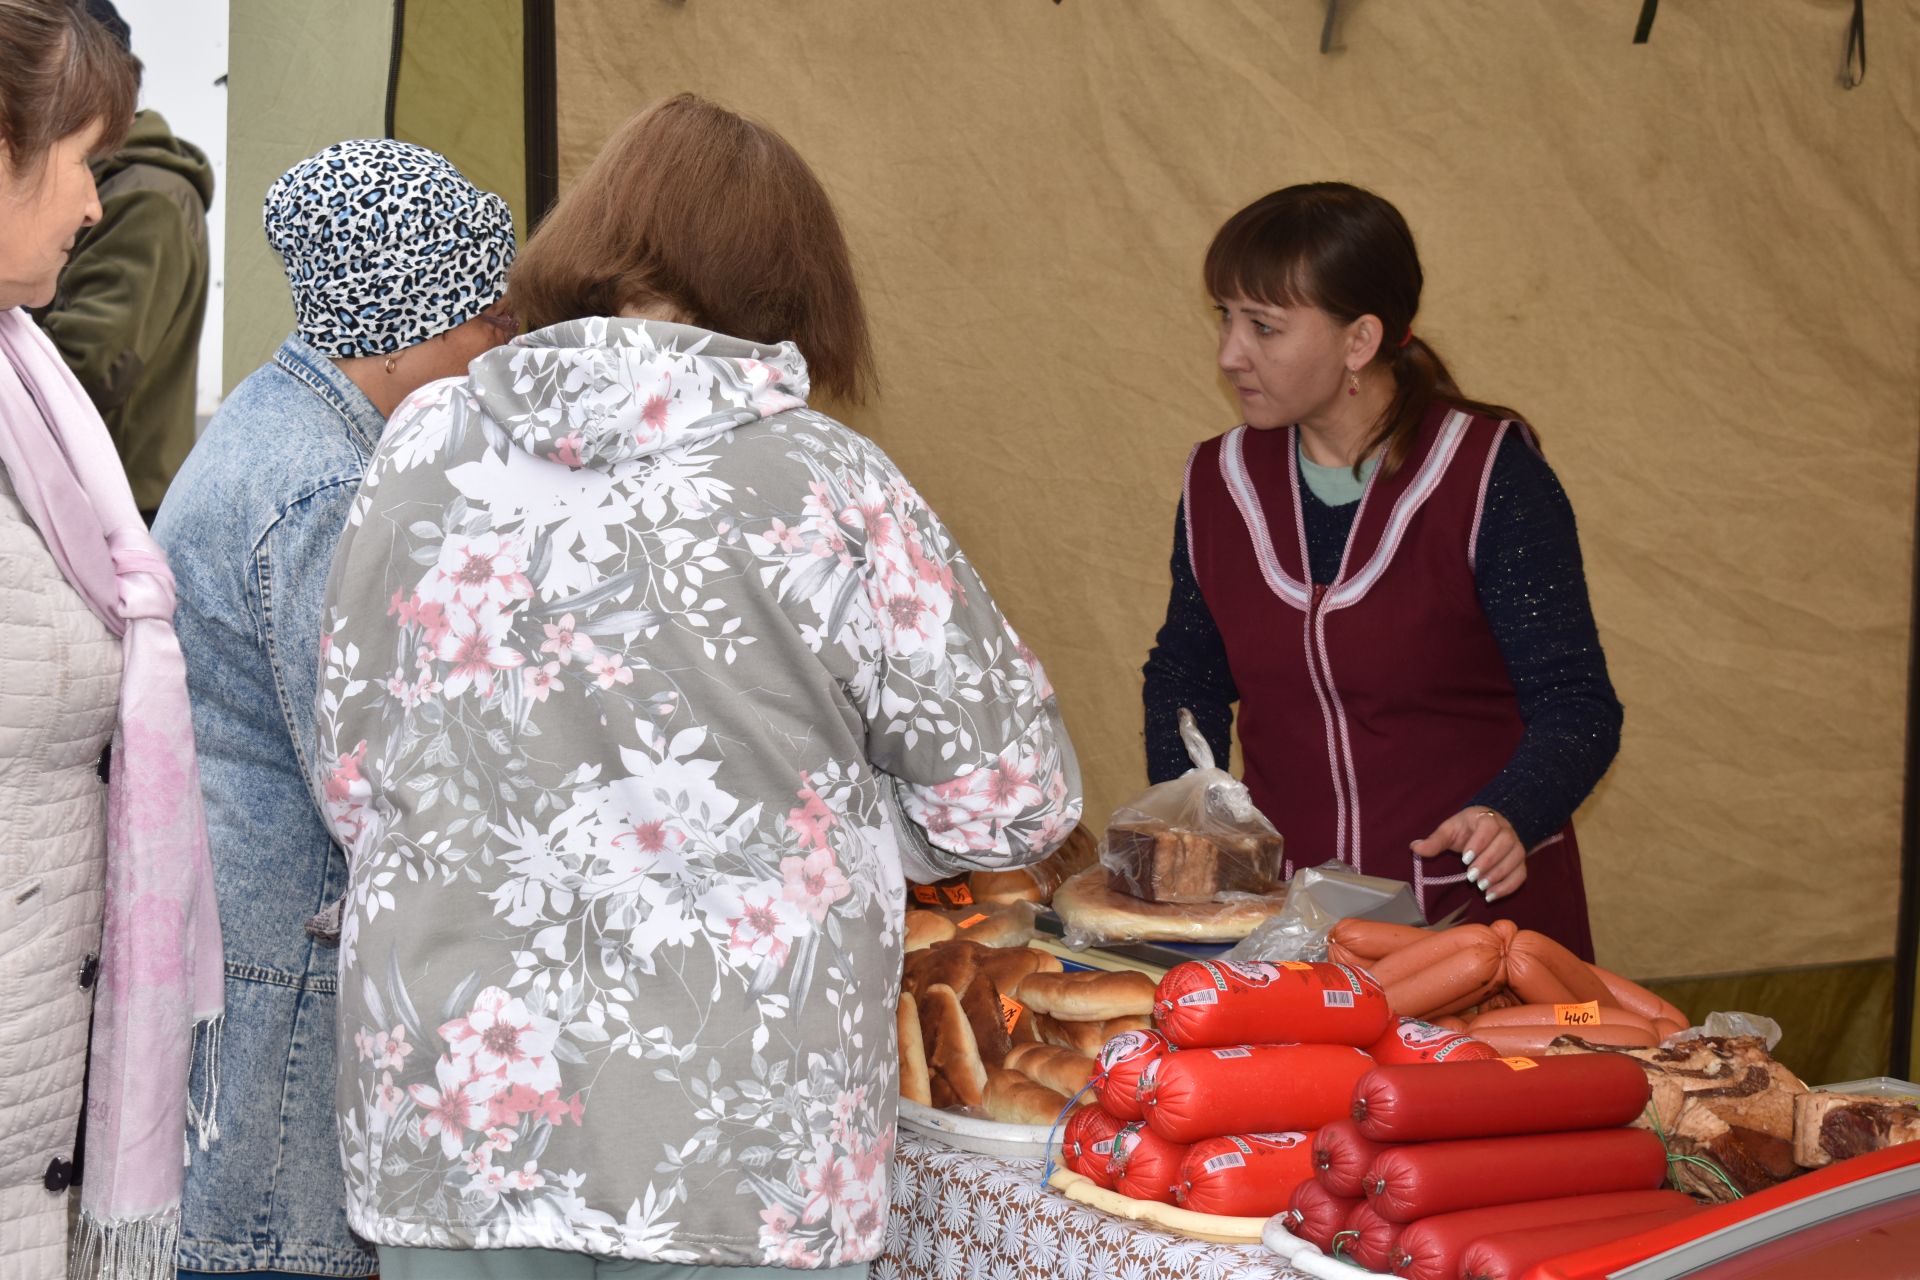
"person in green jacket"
34,0,213,521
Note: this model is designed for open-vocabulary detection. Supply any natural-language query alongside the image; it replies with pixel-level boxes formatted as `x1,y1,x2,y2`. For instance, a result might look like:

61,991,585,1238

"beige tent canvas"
232,0,1919,1084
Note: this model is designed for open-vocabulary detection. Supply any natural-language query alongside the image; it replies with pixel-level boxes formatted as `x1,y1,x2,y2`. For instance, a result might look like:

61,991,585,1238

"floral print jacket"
313,318,1081,1264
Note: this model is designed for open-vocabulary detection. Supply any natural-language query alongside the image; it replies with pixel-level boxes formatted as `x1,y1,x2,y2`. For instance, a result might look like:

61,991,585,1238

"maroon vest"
1185,405,1593,959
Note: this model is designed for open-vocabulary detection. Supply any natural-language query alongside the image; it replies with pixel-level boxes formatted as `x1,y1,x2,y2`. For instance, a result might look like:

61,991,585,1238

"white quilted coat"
0,462,120,1279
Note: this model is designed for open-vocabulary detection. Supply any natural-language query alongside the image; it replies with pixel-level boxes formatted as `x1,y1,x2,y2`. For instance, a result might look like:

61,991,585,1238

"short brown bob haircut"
0,0,140,174
508,94,877,405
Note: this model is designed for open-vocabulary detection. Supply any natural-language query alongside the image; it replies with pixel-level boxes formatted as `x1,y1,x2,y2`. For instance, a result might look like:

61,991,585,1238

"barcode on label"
1212,1047,1252,1059
1322,990,1356,1008
1203,1153,1247,1173
1178,989,1219,1007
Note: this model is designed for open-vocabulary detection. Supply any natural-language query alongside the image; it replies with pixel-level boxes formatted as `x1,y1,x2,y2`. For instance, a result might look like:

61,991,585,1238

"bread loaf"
921,983,988,1107
1050,866,1288,943
985,1067,1073,1126
1104,823,1284,903
898,991,931,1105
905,910,957,952
1015,970,1157,1021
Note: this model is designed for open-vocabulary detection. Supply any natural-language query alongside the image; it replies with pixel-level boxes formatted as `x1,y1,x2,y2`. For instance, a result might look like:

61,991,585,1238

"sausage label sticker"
1500,1056,1541,1071
1212,1047,1253,1060
1203,1152,1248,1173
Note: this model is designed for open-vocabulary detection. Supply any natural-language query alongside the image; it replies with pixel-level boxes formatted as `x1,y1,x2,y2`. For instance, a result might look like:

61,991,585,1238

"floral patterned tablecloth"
876,1135,1304,1280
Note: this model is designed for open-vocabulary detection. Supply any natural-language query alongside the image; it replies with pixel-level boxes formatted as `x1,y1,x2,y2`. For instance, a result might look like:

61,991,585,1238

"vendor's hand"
1410,807,1527,903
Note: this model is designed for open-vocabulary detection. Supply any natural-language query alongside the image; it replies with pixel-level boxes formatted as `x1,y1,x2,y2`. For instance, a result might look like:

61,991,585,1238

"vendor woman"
1142,182,1621,960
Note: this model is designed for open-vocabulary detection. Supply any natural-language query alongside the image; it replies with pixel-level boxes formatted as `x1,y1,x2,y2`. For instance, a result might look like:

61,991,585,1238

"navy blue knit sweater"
1141,431,1623,849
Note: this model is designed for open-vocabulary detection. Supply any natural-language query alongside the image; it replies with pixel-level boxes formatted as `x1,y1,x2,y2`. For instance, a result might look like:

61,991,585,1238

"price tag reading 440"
1554,1000,1602,1026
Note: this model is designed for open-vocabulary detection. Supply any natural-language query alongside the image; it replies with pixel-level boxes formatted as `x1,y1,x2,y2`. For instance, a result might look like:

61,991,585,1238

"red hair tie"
1398,328,1414,348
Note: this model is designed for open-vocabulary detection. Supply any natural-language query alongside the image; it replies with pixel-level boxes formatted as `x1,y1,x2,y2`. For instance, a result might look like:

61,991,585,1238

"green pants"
377,1247,871,1280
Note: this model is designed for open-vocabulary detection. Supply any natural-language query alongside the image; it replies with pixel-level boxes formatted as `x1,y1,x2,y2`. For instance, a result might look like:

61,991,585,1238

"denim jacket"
153,335,382,1276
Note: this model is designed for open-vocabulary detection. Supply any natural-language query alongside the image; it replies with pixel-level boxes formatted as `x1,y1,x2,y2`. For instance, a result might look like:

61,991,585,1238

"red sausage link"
1312,1118,1391,1198
1340,1199,1402,1272
1390,1190,1698,1280
1352,1054,1652,1142
1175,1131,1314,1216
1284,1179,1362,1253
1105,1121,1189,1205
1090,1028,1173,1122
1144,1043,1374,1143
1061,1105,1126,1189
1366,1128,1669,1222
1152,960,1390,1048
1459,1205,1704,1279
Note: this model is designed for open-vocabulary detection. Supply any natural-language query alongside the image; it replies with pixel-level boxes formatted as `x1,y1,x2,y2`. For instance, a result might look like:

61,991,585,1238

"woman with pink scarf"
0,3,221,1277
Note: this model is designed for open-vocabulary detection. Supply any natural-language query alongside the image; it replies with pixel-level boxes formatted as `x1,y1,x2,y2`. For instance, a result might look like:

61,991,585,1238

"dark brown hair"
0,0,140,174
1204,182,1521,478
507,93,876,404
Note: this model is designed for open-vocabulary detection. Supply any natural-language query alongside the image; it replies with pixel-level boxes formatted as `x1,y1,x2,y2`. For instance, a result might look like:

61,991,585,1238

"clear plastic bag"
1222,862,1427,964
1666,1010,1785,1051
1099,710,1285,904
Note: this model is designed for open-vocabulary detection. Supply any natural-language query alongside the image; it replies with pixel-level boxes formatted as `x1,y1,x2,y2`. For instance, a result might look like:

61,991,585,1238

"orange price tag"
1280,961,1315,971
911,886,940,905
1554,1001,1602,1027
999,994,1026,1035
1499,1056,1540,1071
957,913,988,929
941,884,975,906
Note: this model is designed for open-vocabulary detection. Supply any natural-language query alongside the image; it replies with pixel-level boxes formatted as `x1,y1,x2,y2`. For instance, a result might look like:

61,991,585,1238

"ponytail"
1361,335,1525,480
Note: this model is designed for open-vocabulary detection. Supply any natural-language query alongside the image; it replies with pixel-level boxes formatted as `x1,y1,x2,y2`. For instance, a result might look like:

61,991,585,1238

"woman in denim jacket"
152,140,516,1280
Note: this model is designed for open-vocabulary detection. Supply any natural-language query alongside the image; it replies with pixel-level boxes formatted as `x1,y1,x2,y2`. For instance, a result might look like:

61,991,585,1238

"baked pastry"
897,991,931,1105
1050,866,1288,943
984,1067,1072,1126
976,944,1060,994
1015,969,1156,1021
903,939,981,1003
905,909,958,952
947,903,1036,948
920,983,988,1107
960,974,1015,1070
1104,822,1284,902
1033,1012,1111,1058
969,824,1102,905
1006,1043,1097,1098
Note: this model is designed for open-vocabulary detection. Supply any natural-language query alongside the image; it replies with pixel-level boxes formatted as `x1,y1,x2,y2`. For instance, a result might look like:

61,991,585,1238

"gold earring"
1347,369,1359,397
384,355,398,375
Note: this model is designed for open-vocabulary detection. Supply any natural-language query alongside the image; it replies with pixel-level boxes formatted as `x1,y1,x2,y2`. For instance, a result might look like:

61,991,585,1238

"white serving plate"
897,1098,1063,1160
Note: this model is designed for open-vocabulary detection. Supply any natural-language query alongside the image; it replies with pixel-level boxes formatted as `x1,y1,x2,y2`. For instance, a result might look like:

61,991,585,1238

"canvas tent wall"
227,0,1919,1085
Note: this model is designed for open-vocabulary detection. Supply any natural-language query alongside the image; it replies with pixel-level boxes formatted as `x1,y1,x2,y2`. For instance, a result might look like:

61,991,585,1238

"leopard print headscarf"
264,139,515,359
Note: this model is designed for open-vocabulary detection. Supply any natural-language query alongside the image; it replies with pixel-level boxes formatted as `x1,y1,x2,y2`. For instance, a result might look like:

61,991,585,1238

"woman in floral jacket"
313,95,1081,1277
